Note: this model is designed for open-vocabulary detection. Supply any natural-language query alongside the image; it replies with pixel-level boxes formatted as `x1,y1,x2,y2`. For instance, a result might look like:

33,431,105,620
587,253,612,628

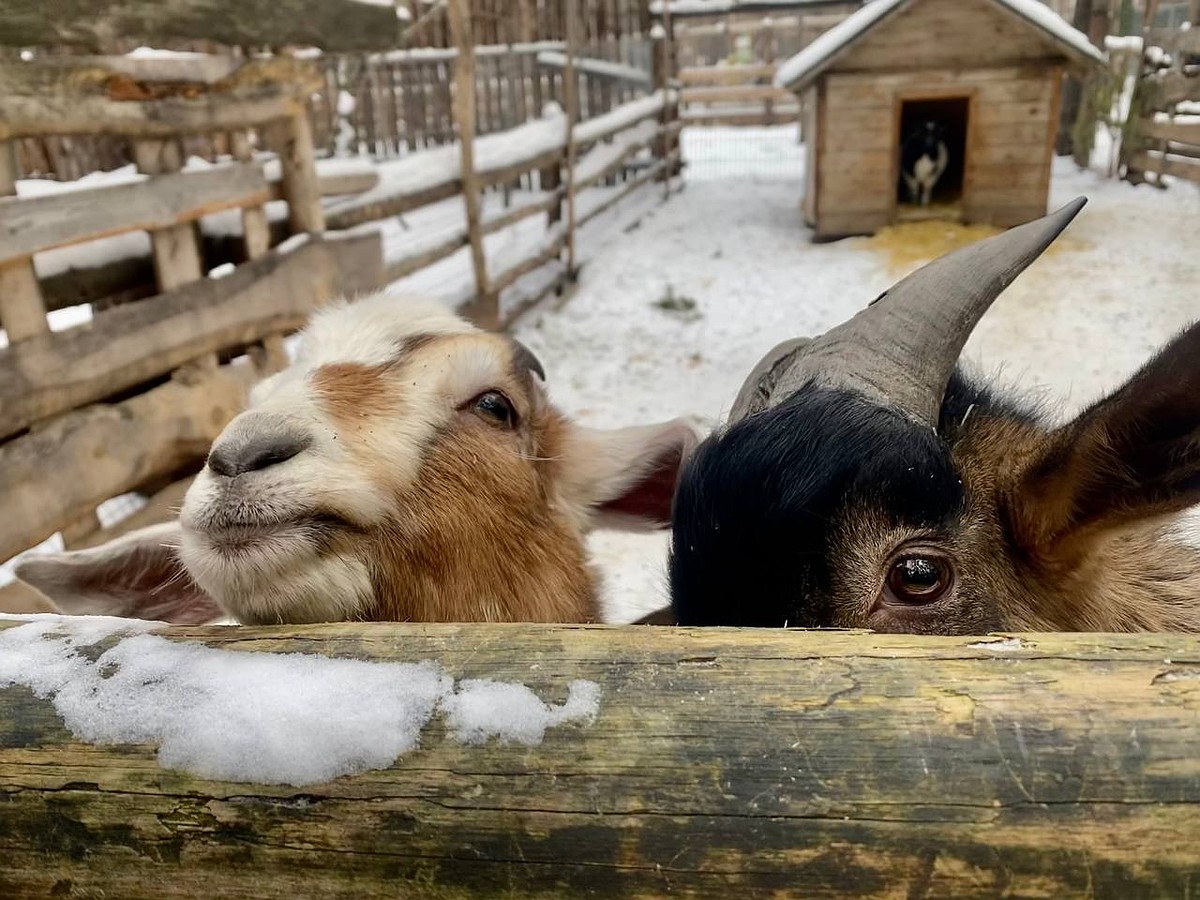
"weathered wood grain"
0,161,267,267
0,139,47,343
0,364,252,561
1,623,1199,898
0,233,382,442
0,59,320,139
0,0,400,53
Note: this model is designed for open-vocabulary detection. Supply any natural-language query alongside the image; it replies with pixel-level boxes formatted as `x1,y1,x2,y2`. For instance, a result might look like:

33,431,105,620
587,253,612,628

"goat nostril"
207,433,310,478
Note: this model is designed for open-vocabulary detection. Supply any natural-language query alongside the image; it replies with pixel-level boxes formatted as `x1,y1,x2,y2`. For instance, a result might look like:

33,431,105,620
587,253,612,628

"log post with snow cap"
2,619,1200,896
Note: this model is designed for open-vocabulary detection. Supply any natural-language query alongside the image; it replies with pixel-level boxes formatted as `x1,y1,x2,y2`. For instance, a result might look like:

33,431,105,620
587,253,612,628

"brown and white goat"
666,198,1200,634
17,294,696,625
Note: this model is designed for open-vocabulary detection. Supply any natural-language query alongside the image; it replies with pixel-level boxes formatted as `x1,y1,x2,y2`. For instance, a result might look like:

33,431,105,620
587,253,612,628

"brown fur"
305,340,599,622
823,401,1200,634
360,413,597,623
312,362,404,423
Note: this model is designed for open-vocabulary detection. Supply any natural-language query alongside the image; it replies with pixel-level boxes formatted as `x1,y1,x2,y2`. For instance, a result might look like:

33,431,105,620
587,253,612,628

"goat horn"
745,197,1087,427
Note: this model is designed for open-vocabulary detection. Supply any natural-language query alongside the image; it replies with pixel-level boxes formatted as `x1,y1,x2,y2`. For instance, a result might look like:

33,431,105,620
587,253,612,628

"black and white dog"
900,121,949,206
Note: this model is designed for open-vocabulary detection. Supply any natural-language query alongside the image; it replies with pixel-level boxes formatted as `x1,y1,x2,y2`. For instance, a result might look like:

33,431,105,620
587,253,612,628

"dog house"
774,0,1104,240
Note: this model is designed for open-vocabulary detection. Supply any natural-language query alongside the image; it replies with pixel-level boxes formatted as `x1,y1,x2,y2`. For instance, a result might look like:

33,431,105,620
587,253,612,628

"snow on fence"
309,39,655,161
3,618,1199,896
0,56,382,570
1121,25,1200,186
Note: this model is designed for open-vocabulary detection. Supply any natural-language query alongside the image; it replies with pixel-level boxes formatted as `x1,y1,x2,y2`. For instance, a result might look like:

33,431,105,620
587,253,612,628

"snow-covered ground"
2,126,1196,621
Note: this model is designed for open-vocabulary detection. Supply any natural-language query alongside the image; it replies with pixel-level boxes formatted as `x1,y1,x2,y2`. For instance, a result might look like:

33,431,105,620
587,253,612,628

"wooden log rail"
2,621,1199,897
0,233,382,561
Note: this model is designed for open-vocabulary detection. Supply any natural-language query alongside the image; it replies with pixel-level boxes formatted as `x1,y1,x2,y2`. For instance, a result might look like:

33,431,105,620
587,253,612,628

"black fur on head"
668,382,966,628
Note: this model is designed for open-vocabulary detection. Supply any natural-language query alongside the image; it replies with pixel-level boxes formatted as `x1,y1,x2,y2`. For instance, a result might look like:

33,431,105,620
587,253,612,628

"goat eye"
471,391,515,427
886,555,953,604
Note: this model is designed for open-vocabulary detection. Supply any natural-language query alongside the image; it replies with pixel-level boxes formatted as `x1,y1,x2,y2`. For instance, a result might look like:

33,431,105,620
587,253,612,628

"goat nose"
207,432,310,478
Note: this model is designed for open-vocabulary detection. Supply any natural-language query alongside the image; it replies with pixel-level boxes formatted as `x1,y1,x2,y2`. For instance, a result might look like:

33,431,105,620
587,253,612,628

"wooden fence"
309,39,654,159
0,33,679,571
1123,25,1200,185
3,621,1200,896
0,57,382,563
678,63,799,127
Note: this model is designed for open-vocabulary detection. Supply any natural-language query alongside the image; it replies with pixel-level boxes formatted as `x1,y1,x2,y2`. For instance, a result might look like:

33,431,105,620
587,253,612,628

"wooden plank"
0,363,253,562
232,132,271,261
446,0,495,329
682,85,794,104
578,152,675,226
481,192,562,235
382,233,469,283
0,59,319,140
678,63,776,85
489,231,567,295
0,163,268,266
325,180,461,231
46,54,241,85
682,109,802,127
0,234,382,443
0,139,47,342
1130,150,1200,184
972,100,1054,126
833,0,1086,74
266,114,325,236
5,625,1200,896
563,1,583,276
132,139,204,293
0,0,401,52
1141,119,1200,145
266,167,380,203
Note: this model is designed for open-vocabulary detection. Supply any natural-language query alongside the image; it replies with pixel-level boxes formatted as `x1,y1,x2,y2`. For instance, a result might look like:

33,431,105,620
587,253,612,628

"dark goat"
900,121,949,206
661,199,1200,634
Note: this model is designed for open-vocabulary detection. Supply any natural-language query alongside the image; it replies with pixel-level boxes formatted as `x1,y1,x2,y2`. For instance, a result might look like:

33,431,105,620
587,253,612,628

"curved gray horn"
740,197,1087,427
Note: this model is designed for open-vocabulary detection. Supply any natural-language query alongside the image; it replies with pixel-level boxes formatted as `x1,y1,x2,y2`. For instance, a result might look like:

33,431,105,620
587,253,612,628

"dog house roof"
774,0,1106,92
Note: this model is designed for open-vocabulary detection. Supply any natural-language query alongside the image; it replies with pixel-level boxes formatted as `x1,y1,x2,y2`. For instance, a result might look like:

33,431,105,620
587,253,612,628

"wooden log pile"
1,622,1198,897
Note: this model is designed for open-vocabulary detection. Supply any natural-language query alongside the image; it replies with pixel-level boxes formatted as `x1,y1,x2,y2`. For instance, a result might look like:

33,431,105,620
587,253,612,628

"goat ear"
13,522,225,625
1010,323,1200,557
559,419,699,530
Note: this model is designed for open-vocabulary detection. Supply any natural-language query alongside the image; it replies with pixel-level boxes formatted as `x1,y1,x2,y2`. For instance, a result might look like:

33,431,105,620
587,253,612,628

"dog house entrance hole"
896,97,969,221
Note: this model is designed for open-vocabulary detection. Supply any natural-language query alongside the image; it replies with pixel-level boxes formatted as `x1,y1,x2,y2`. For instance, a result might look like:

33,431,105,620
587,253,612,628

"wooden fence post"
447,0,497,329
230,131,271,261
268,113,326,236
232,130,290,377
562,0,582,277
131,138,205,292
0,140,50,342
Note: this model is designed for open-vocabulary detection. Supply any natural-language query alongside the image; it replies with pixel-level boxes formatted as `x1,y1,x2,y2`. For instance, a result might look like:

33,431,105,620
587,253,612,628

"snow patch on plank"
0,615,602,786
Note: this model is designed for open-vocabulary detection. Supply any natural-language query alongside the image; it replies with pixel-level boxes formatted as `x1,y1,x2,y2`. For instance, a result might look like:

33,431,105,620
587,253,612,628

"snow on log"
2,620,1199,896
